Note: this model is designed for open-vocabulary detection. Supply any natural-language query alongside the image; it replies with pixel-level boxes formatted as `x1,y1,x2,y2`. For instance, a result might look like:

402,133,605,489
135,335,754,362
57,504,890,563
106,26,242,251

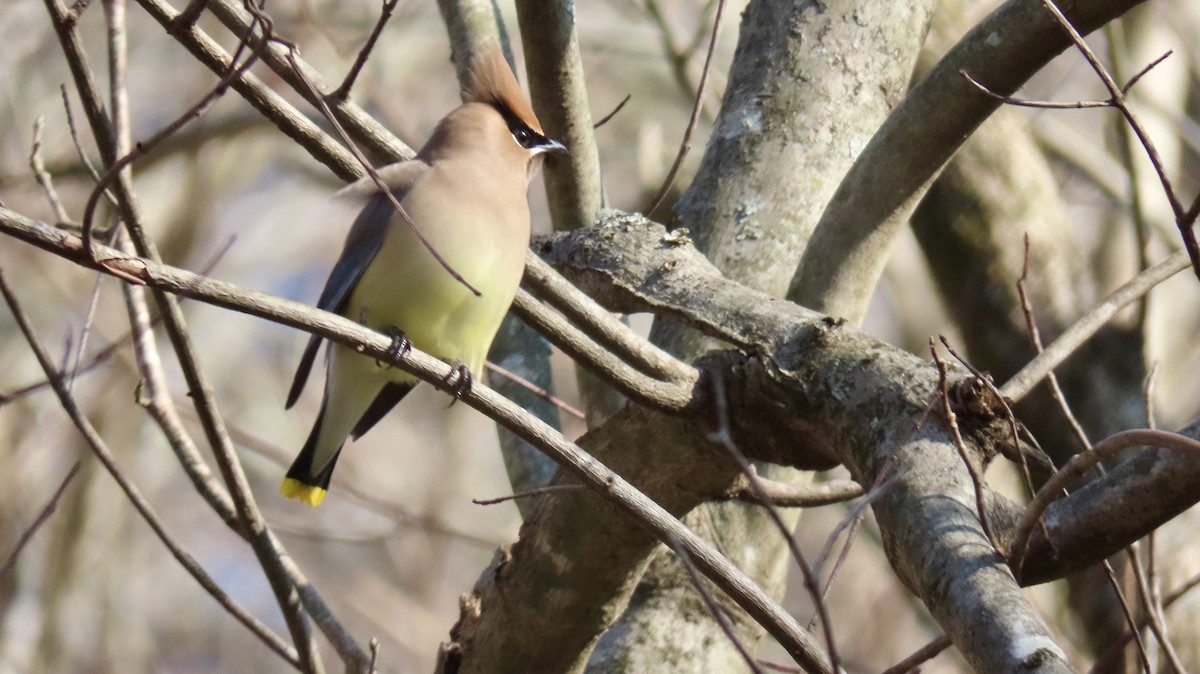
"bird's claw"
443,361,473,404
376,327,412,368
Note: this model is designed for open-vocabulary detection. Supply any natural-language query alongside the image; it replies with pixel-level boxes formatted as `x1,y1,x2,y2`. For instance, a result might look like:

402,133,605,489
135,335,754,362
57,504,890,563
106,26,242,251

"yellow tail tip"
280,478,327,507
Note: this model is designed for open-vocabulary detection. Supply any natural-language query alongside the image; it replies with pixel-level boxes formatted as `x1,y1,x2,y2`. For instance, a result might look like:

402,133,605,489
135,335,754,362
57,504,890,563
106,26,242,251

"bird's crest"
465,41,545,136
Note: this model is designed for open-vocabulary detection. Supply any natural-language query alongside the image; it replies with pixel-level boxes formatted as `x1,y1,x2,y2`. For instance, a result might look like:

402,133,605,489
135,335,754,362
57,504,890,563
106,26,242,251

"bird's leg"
375,326,412,368
443,360,473,404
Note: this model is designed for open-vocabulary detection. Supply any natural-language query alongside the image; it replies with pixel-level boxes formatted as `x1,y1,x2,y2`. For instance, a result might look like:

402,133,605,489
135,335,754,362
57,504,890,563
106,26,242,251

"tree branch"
788,0,1150,322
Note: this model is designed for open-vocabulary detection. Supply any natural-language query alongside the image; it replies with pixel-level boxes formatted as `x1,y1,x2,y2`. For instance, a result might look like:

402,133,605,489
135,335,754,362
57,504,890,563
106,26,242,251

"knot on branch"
697,350,841,471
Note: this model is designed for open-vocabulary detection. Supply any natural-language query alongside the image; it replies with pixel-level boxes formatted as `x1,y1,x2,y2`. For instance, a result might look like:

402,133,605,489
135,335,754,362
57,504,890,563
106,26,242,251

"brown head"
419,42,566,180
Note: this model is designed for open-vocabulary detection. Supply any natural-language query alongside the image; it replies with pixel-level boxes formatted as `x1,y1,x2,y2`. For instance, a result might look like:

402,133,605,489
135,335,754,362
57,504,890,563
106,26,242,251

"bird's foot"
376,327,412,368
443,361,473,404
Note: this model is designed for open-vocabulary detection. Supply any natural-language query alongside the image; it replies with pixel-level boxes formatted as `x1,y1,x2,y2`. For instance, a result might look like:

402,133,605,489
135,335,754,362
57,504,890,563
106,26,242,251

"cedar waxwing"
281,43,565,507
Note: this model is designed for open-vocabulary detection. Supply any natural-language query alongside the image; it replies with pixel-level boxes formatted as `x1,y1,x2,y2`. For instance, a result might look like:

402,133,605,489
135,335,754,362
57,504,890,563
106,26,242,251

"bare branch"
331,0,400,100
958,68,1111,108
642,0,726,215
471,484,585,506
720,474,863,507
1001,249,1191,401
593,94,631,130
522,252,695,384
666,534,767,674
880,635,953,674
1039,0,1199,278
485,361,585,421
29,118,71,223
515,0,603,231
0,461,81,580
510,288,697,412
1012,429,1200,576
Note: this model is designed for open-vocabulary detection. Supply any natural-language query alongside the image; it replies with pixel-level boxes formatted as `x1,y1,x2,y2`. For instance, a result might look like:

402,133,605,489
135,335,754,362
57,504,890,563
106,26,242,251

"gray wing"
286,164,426,408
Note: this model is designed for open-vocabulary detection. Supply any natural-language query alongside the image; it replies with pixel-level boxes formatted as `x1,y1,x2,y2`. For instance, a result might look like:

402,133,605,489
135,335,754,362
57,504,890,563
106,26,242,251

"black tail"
285,396,341,491
283,381,415,500
351,381,415,439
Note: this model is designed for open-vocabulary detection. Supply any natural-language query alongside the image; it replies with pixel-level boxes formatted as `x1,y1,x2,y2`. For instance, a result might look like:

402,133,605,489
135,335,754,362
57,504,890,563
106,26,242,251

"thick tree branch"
514,0,602,232
788,0,1150,322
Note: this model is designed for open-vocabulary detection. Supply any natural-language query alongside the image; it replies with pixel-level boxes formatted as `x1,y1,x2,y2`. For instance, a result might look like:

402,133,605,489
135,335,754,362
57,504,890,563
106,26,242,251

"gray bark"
609,1,937,670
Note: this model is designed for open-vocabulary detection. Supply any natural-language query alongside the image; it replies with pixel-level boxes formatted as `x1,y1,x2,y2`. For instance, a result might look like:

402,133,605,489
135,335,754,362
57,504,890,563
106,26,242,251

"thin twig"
485,361,585,421
666,534,766,674
60,86,118,212
811,466,903,581
640,0,719,119
959,69,1111,108
368,638,380,674
806,513,862,634
1040,0,1199,279
1104,25,1155,333
29,117,71,223
472,484,585,506
755,660,802,673
0,461,81,579
1121,50,1173,94
1001,250,1191,401
1143,363,1159,432
332,0,400,100
1016,234,1091,449
593,94,631,129
708,369,841,673
1098,560,1153,674
641,0,726,215
33,107,114,398
880,635,953,674
1124,544,1186,674
1091,570,1200,674
930,339,998,552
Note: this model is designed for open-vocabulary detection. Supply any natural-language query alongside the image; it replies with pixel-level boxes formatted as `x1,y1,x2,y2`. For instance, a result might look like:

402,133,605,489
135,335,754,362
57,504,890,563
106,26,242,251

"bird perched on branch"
281,43,565,507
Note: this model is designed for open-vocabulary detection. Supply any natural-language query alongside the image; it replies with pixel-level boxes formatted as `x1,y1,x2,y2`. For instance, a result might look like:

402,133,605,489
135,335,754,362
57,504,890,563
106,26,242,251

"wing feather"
287,162,427,407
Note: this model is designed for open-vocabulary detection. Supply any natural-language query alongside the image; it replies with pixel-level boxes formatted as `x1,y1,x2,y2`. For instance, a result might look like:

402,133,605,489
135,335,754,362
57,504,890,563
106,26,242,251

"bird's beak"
537,138,568,155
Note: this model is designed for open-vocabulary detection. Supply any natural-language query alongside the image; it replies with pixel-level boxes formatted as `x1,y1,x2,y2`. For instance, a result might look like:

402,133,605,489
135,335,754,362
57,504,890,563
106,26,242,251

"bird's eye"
513,127,533,147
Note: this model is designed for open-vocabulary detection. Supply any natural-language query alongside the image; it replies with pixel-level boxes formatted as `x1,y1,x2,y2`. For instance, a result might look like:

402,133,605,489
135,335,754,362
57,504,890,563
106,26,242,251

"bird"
280,42,565,507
